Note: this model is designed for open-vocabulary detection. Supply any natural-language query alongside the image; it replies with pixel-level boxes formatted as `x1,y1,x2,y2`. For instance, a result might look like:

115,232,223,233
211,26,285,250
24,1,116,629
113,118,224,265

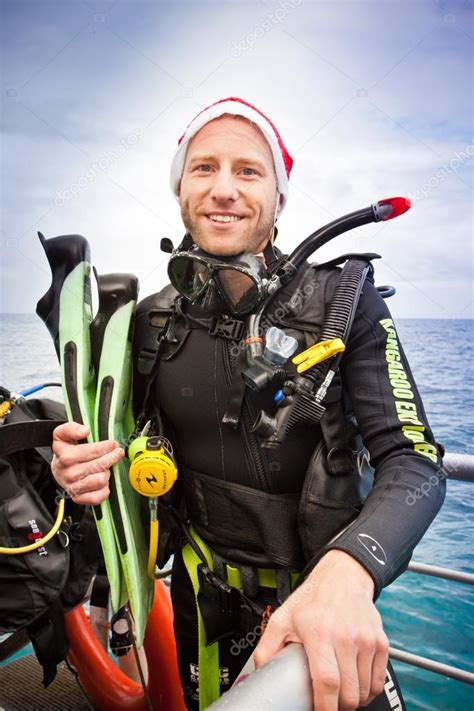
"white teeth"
208,214,241,223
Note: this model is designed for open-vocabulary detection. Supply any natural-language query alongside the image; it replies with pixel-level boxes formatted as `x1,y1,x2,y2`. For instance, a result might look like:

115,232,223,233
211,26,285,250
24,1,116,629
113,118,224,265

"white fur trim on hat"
170,97,293,213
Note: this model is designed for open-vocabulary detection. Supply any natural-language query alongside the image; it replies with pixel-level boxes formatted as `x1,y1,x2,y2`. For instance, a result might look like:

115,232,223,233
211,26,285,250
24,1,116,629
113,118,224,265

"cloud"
1,0,472,319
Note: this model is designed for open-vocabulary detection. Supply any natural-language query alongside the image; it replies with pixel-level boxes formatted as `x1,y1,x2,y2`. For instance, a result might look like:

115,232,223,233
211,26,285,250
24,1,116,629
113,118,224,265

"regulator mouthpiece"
242,327,298,392
263,327,298,366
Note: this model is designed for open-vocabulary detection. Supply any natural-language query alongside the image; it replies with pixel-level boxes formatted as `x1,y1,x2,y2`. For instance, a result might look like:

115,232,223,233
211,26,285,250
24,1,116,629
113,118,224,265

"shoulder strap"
132,285,178,422
134,285,178,377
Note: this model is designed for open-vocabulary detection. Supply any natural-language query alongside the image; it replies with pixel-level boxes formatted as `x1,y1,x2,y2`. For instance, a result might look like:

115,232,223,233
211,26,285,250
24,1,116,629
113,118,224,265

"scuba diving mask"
168,247,269,316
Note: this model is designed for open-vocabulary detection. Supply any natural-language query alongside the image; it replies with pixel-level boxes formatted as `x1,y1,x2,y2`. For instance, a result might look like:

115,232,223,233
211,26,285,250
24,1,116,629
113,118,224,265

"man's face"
178,115,280,256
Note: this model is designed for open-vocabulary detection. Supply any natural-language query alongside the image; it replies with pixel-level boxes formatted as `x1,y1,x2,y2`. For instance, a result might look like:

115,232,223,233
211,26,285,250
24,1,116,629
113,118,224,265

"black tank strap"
27,597,69,687
90,570,110,610
319,399,358,476
314,252,380,270
0,420,65,460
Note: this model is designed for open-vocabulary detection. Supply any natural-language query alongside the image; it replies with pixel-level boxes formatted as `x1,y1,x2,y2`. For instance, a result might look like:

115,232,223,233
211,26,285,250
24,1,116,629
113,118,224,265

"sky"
1,0,472,319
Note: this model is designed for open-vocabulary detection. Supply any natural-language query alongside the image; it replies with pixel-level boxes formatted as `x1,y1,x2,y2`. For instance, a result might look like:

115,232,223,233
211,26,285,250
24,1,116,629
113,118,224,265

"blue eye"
241,167,257,176
197,164,212,172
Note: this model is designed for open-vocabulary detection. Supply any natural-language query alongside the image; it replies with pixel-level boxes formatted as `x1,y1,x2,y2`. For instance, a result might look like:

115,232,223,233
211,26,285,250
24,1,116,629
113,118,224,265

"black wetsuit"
136,263,445,710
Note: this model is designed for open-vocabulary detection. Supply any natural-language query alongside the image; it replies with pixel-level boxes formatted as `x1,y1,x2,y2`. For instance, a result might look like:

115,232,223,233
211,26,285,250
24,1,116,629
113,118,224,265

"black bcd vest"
133,254,380,572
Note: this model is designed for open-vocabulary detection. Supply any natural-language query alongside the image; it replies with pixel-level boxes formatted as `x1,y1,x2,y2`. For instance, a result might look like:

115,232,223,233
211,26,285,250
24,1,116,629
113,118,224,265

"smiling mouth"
206,214,243,224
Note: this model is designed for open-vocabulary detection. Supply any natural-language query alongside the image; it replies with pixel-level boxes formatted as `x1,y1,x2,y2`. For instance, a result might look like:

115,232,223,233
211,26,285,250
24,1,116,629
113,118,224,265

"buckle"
327,447,356,476
198,564,234,615
137,348,158,375
209,316,245,341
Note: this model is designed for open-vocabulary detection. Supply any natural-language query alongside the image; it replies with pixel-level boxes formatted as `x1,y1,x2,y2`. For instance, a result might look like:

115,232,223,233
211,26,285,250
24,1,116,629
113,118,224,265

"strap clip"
209,316,245,341
327,447,357,476
198,564,234,615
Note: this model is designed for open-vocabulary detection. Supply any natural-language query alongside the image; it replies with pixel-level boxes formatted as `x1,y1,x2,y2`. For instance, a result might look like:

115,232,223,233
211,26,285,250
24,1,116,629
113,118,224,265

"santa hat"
170,97,293,213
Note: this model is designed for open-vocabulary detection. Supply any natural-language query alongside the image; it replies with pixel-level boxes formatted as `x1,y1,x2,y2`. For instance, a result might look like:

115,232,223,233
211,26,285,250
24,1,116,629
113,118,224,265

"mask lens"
168,256,211,300
215,268,260,315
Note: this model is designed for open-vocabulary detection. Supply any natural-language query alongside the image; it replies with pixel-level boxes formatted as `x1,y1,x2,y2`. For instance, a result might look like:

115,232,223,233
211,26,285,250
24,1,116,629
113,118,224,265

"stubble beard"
179,200,277,257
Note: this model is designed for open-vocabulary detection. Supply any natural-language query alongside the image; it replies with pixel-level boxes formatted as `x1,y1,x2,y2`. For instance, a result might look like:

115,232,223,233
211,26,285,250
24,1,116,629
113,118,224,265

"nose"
209,168,239,202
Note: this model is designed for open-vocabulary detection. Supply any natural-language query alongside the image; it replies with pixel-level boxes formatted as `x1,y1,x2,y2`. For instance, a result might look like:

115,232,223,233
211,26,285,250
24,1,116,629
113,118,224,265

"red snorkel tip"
375,197,411,221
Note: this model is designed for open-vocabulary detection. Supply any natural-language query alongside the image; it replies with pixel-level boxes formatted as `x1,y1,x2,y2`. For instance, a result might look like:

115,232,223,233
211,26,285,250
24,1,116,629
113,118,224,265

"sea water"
0,314,473,710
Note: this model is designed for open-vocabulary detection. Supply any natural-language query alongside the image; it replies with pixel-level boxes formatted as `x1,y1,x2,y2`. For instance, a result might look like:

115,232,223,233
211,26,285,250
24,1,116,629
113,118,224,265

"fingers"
53,441,124,476
53,421,90,443
368,630,389,703
53,422,121,465
337,635,367,711
355,642,373,708
69,475,111,507
307,639,340,711
253,612,289,669
52,443,124,486
50,421,125,506
67,471,111,497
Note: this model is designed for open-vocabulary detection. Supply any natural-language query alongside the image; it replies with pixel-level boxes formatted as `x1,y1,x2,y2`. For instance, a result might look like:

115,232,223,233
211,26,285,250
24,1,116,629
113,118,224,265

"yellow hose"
0,498,65,555
147,518,159,580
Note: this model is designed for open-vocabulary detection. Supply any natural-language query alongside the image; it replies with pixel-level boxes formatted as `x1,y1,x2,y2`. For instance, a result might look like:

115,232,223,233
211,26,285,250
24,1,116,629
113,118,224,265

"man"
51,97,445,710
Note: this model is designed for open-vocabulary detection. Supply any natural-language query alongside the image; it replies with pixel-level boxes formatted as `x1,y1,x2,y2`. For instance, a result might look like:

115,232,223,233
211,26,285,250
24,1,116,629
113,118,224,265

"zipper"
221,339,272,493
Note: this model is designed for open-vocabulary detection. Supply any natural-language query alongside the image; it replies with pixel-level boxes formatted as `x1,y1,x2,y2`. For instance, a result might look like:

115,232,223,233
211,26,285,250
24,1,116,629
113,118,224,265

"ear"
177,179,181,199
275,191,283,217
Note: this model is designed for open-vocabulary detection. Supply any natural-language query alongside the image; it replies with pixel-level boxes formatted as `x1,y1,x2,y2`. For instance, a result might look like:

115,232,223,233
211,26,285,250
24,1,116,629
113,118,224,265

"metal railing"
390,557,474,684
442,452,474,482
387,452,474,684
389,647,474,685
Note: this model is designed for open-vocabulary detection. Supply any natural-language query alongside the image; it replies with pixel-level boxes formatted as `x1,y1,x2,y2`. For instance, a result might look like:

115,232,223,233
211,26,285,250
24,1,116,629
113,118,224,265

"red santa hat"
170,97,293,213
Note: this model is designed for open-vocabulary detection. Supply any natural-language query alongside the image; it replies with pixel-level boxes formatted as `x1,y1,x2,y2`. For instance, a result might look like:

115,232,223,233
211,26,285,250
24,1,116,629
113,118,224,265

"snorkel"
244,197,411,377
241,196,411,446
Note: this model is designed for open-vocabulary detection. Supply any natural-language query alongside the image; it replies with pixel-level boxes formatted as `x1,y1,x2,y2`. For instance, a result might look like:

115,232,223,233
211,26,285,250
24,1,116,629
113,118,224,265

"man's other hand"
253,549,389,710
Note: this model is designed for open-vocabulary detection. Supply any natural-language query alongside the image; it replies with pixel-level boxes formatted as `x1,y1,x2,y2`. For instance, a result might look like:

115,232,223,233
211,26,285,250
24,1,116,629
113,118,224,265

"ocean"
0,314,473,711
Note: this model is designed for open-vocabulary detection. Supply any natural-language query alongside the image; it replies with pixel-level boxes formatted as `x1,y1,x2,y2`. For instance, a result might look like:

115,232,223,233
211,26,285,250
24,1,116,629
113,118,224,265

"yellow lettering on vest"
380,318,394,331
396,402,422,425
414,443,439,463
402,427,425,443
394,389,414,400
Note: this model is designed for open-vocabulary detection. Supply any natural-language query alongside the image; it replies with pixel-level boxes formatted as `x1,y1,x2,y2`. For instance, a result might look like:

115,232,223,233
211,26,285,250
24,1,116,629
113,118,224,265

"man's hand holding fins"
51,422,125,505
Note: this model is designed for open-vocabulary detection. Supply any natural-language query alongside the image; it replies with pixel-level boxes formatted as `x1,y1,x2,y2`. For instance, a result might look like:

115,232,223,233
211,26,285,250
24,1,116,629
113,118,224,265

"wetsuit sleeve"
322,278,445,598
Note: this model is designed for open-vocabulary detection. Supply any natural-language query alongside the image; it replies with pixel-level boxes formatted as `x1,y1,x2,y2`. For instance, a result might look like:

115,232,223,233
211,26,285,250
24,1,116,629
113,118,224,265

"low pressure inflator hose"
0,497,66,555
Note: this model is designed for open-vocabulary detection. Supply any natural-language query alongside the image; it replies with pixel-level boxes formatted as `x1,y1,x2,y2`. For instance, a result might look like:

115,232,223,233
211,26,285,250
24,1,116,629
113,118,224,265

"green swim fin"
36,233,124,611
92,270,153,644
